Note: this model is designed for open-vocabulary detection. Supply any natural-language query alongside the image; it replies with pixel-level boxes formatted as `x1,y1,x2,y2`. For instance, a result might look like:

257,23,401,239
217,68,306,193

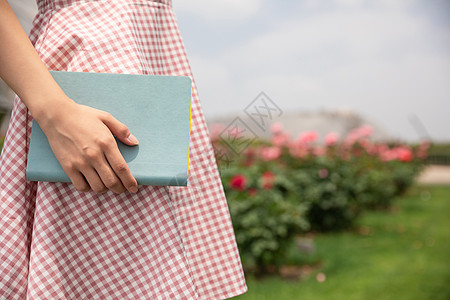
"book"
26,71,193,186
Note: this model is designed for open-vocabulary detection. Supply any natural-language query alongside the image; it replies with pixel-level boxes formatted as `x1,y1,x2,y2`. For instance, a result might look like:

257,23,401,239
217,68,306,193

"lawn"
234,184,450,300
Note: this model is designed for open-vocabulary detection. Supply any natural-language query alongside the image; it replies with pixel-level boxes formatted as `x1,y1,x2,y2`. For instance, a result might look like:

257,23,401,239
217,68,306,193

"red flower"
261,171,276,189
397,147,414,162
229,174,248,191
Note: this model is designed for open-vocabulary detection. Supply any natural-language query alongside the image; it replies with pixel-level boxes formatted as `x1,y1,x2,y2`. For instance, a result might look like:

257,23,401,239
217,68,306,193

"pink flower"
358,138,370,148
270,122,284,134
344,125,373,145
379,149,396,161
363,142,377,156
209,123,226,141
313,146,326,157
288,142,309,158
359,125,373,138
261,171,276,189
226,124,244,139
260,146,282,161
324,132,339,146
298,131,319,144
379,145,414,162
419,139,431,150
229,174,248,191
376,143,389,154
416,139,430,160
271,132,290,147
344,133,358,145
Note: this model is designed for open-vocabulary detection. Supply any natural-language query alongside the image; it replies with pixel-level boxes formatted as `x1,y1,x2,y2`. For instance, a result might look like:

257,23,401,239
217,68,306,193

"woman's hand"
36,98,139,194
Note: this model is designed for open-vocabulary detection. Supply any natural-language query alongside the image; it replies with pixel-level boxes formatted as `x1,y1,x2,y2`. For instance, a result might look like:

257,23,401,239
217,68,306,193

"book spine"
26,168,72,183
136,173,188,187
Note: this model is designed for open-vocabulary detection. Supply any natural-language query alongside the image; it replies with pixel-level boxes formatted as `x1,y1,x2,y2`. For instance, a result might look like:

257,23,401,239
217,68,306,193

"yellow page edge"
186,86,193,185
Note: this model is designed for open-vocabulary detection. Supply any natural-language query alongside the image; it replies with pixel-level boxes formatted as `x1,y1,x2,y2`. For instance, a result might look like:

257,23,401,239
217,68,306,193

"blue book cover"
26,71,192,186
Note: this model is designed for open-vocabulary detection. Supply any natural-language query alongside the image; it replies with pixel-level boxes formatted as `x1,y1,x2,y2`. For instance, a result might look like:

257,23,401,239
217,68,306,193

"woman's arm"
0,0,139,194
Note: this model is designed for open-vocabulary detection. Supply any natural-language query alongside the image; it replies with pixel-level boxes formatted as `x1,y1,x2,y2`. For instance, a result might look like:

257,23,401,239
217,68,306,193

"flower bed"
212,123,428,272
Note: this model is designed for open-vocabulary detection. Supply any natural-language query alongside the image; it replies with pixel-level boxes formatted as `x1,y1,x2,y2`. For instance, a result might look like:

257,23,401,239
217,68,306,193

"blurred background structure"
206,109,393,142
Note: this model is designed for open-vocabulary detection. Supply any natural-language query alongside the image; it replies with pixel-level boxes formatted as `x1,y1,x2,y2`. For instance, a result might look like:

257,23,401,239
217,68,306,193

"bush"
274,155,360,232
220,163,310,273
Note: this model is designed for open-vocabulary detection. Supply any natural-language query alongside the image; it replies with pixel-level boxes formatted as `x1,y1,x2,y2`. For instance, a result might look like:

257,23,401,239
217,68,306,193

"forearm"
0,0,72,124
0,0,140,194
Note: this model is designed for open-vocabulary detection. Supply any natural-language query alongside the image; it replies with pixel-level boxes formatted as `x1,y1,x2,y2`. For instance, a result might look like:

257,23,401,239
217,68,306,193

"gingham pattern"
0,0,247,299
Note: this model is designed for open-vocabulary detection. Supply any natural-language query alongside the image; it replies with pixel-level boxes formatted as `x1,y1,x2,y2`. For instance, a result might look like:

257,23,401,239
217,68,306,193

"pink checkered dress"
0,0,247,299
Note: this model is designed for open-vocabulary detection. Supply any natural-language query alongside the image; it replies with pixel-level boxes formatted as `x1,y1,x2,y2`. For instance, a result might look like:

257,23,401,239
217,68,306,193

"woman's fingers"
95,111,139,194
92,153,127,194
80,168,108,194
66,156,131,195
103,142,138,193
66,143,132,195
66,170,91,193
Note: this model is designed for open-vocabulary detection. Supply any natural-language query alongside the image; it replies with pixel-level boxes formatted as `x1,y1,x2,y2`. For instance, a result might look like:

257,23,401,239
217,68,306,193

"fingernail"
127,133,139,145
129,185,138,193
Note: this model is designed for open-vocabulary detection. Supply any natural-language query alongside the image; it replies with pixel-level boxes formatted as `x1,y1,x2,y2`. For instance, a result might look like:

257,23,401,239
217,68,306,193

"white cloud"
372,0,419,10
186,4,450,140
188,56,236,115
223,10,427,69
173,0,263,21
333,0,420,10
333,0,364,8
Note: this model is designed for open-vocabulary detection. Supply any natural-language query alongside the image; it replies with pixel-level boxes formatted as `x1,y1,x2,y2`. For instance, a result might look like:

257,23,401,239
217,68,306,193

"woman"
0,0,247,298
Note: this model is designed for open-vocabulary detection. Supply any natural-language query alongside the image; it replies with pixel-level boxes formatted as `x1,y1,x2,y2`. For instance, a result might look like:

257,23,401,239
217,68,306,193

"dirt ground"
415,165,450,185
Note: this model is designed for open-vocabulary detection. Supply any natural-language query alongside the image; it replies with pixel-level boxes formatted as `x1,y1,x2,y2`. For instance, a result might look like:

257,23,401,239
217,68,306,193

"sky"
172,0,450,142
9,0,450,142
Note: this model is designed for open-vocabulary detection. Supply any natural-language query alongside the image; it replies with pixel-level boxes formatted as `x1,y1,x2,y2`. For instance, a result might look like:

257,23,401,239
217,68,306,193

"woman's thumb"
102,113,139,145
123,133,139,145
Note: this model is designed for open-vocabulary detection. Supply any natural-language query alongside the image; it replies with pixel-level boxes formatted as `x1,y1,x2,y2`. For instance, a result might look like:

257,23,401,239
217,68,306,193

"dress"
0,0,247,299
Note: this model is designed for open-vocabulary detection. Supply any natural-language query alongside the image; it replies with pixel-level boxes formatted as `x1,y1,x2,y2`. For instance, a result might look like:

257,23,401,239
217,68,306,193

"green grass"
234,185,450,300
